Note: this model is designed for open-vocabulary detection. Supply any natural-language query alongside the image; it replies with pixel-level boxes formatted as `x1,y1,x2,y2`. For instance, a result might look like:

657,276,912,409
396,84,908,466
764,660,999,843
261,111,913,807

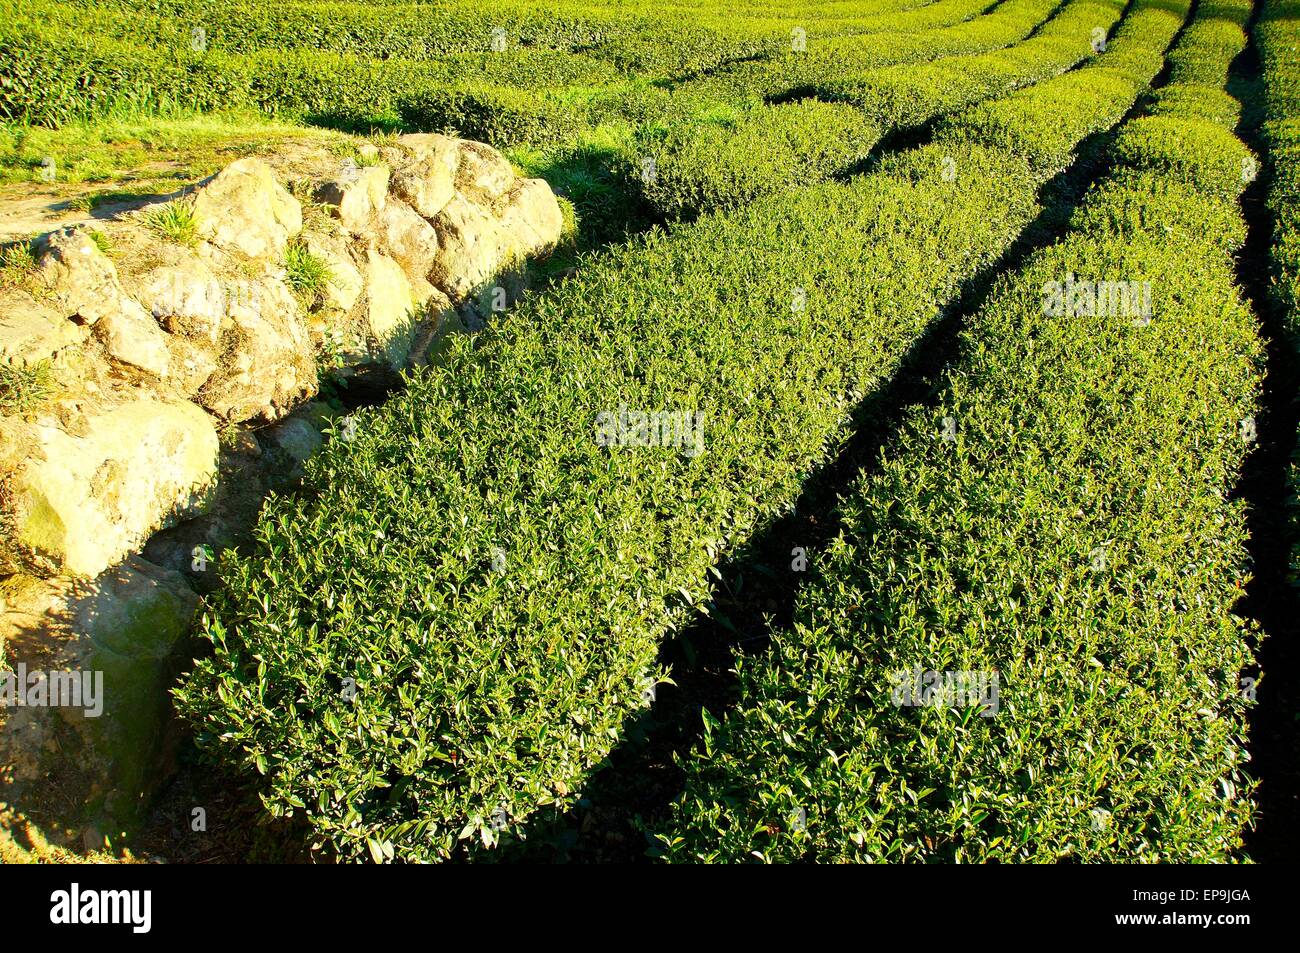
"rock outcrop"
0,557,198,843
0,395,219,578
0,131,565,851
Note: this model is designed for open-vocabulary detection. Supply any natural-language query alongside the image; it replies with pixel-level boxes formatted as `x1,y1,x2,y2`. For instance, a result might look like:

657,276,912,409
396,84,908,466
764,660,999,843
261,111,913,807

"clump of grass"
88,230,114,256
141,201,199,247
0,361,55,415
327,136,383,167
367,129,400,149
0,241,39,289
283,240,334,310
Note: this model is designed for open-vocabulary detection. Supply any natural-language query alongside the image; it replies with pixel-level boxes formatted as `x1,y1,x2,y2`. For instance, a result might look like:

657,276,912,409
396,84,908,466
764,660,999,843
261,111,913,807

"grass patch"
0,240,37,287
140,201,199,247
283,240,334,310
87,229,113,256
0,360,55,414
0,110,335,187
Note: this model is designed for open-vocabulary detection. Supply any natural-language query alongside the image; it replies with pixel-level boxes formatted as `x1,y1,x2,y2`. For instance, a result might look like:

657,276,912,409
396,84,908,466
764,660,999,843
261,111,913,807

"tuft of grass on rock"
283,240,334,310
0,241,39,291
141,201,199,247
0,360,55,415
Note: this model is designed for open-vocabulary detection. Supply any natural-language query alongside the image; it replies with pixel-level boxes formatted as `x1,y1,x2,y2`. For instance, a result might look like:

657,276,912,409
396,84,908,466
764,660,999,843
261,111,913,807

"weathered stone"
429,195,506,300
164,336,219,396
198,278,315,422
94,299,170,378
0,290,89,366
267,416,322,464
35,228,121,324
455,141,517,204
0,557,197,840
375,200,440,283
0,396,219,578
498,178,565,260
389,133,459,218
191,158,302,260
316,163,389,235
361,248,419,366
131,256,226,343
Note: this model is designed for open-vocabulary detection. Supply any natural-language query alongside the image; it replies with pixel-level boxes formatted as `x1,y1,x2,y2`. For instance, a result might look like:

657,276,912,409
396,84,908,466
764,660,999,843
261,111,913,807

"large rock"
361,248,420,367
375,200,440,283
191,158,302,260
428,180,562,300
388,134,459,217
199,277,315,422
0,395,219,578
316,163,389,236
429,195,507,300
0,557,197,844
0,290,89,366
94,299,170,379
455,141,517,204
35,228,122,325
498,178,565,260
131,255,226,344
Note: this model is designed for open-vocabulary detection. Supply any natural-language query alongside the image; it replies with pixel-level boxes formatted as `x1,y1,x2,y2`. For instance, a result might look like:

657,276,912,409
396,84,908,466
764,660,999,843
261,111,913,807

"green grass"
0,360,55,414
283,240,335,310
140,200,200,248
0,239,36,286
0,110,337,187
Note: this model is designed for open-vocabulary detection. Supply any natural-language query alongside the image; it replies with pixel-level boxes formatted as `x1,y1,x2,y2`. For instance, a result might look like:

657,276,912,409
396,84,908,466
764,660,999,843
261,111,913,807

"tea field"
2,0,1298,864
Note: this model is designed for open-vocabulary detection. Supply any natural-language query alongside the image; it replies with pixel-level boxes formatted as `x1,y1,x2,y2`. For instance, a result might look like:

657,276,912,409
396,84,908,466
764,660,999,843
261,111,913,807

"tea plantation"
2,0,1297,865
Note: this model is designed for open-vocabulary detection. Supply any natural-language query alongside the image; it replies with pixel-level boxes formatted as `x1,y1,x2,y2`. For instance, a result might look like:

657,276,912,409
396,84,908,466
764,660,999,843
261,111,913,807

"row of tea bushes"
174,0,1187,862
637,0,1122,220
658,0,1261,863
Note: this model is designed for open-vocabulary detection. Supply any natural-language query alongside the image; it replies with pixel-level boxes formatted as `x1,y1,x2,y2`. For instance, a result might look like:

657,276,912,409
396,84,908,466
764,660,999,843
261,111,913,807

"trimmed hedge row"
1257,3,1300,609
658,0,1261,863
637,0,1119,221
676,0,1015,102
818,0,1112,124
1258,0,1300,339
13,0,974,100
0,7,611,138
0,0,1002,139
175,0,1183,863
